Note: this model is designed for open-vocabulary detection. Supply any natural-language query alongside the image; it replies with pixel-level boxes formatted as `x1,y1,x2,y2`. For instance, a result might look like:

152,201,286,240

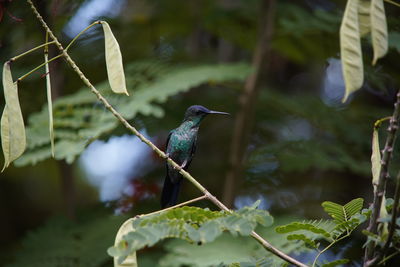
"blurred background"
1,0,400,266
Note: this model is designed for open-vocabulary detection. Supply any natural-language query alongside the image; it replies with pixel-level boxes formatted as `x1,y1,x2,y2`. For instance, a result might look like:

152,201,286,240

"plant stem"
26,1,308,266
382,170,400,255
65,21,101,51
364,91,400,265
10,41,55,62
16,54,63,82
135,195,208,218
384,0,400,8
374,116,392,129
312,234,350,267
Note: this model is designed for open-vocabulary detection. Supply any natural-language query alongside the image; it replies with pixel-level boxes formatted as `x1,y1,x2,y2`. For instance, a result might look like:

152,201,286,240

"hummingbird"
161,105,229,208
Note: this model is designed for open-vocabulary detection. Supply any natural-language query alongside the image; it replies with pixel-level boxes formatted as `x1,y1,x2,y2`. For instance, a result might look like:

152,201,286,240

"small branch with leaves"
364,91,400,265
0,1,315,266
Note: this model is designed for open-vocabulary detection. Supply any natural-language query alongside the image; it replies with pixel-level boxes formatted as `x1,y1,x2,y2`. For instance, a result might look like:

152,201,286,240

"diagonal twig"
26,1,308,266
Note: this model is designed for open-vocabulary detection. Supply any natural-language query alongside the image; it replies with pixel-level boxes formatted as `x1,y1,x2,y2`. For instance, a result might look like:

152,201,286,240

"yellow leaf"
113,218,137,267
371,127,381,193
340,0,364,102
1,62,26,171
371,0,388,65
358,0,371,37
101,21,129,96
44,52,55,157
1,107,10,171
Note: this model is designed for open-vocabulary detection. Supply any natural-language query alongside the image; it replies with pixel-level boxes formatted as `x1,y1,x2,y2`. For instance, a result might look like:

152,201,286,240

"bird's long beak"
208,110,230,115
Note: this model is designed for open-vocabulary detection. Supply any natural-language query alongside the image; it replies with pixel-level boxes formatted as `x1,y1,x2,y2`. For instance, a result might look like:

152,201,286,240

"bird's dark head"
183,105,229,124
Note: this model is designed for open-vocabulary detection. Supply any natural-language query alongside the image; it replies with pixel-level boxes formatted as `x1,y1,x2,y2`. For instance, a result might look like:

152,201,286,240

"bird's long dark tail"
161,175,181,208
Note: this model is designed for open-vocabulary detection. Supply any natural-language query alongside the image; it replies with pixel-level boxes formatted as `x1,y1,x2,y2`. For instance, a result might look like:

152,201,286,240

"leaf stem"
384,0,400,8
135,195,208,219
26,1,308,266
312,233,350,267
374,116,392,129
10,41,56,62
65,20,101,51
16,54,63,83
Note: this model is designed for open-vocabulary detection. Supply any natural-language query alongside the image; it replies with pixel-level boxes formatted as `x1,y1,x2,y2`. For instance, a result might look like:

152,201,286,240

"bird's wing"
165,131,172,151
183,134,197,170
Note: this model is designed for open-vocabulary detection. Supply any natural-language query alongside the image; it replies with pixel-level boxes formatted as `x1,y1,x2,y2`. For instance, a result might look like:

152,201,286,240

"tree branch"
26,1,308,266
364,90,400,265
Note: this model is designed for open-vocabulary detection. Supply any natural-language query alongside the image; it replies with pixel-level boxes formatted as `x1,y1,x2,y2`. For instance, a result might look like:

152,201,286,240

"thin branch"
135,195,208,218
378,250,400,265
384,0,400,8
382,170,400,254
10,41,56,62
26,1,308,266
16,53,63,82
312,233,350,267
365,91,400,264
65,20,101,51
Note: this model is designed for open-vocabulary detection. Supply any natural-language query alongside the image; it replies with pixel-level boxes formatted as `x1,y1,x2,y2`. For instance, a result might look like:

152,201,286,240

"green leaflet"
275,221,332,239
371,127,381,193
340,0,364,102
101,21,129,96
322,198,364,224
1,62,26,171
371,0,388,65
358,0,371,37
44,51,55,157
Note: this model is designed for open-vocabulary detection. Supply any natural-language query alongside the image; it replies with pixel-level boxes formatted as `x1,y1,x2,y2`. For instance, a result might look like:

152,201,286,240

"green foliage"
276,198,365,266
5,212,128,267
158,217,308,267
108,204,273,265
321,258,350,267
14,62,251,166
322,198,364,224
248,91,388,183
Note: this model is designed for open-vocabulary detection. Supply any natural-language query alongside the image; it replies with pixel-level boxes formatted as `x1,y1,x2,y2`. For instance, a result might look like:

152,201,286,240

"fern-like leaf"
286,234,318,249
322,198,363,224
109,204,273,266
275,220,333,239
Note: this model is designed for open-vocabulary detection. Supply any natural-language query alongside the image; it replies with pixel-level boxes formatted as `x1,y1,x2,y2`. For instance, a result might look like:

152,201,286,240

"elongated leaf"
1,62,26,171
44,52,55,157
358,0,371,37
371,0,388,65
1,107,9,170
101,21,129,96
371,127,381,192
340,0,364,102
